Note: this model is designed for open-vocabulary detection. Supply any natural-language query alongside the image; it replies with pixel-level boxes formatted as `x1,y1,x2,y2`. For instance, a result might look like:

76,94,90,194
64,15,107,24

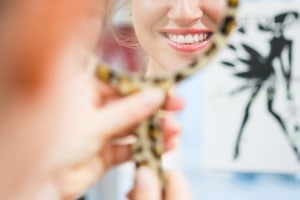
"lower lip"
165,38,211,53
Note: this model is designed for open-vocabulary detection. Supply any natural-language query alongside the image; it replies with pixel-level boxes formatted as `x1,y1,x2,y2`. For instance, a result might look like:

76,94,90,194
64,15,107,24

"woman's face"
131,0,226,76
0,0,112,197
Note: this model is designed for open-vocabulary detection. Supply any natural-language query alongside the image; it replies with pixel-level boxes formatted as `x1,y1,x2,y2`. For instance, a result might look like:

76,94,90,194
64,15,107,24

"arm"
286,40,293,100
279,40,293,100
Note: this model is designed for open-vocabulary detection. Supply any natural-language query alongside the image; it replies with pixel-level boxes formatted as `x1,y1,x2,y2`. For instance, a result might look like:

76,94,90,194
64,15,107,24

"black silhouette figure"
222,11,299,160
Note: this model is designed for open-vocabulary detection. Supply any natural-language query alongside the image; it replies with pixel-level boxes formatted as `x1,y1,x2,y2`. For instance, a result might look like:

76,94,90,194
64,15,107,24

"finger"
111,126,136,139
163,95,184,111
106,129,178,168
165,171,192,200
102,143,132,169
109,115,181,160
112,114,181,144
92,77,120,106
103,112,181,169
162,117,181,152
94,88,164,139
132,167,161,200
164,136,179,152
162,116,181,141
109,115,181,163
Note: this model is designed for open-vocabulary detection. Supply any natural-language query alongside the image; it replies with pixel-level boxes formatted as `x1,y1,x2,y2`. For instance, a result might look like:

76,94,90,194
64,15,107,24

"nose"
167,0,203,26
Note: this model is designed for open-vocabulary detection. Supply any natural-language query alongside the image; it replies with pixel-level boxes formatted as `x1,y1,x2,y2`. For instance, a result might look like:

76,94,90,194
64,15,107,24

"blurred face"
131,0,226,76
0,0,111,198
0,0,105,94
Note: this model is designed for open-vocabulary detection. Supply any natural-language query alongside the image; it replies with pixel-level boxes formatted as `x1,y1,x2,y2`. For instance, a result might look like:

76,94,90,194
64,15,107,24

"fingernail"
135,167,156,188
142,88,164,107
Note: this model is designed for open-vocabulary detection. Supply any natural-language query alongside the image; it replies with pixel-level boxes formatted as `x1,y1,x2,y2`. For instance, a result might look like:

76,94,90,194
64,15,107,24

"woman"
119,0,227,198
0,0,190,199
130,0,226,77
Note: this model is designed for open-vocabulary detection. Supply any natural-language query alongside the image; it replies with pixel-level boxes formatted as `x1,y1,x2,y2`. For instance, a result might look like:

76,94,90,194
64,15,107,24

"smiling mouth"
161,31,213,52
165,32,213,44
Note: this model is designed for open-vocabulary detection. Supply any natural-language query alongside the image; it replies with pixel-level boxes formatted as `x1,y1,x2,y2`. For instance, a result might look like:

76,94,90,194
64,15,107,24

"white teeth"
199,34,204,41
185,35,194,44
177,35,185,44
193,34,199,42
167,33,209,44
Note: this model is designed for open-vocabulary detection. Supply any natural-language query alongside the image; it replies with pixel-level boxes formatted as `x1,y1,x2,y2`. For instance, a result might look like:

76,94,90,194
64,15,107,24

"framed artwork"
202,2,300,173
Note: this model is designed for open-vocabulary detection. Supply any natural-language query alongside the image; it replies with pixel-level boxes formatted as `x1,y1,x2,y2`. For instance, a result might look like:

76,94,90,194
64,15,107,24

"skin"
0,0,189,199
130,0,226,77
125,1,227,198
127,167,192,200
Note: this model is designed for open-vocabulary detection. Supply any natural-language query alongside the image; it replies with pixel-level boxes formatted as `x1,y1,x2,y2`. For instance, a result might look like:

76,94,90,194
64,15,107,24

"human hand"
0,39,184,200
0,1,185,198
127,167,192,200
42,69,184,199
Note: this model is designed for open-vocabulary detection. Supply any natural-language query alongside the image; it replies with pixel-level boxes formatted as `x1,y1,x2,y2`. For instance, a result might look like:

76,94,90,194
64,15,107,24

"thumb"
131,167,161,200
95,88,165,139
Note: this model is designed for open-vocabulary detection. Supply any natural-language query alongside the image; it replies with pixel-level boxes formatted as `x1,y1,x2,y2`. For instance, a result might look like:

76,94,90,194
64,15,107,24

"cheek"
1,0,92,95
131,0,162,31
0,68,75,180
132,10,161,51
78,0,107,50
0,86,71,198
203,0,227,25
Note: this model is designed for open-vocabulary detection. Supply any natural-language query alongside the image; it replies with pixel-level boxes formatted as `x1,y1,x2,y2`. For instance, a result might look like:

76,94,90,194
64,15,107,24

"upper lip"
160,28,213,35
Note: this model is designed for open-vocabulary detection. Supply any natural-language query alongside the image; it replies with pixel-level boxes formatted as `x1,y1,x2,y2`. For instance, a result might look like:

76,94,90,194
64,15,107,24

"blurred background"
84,0,300,199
